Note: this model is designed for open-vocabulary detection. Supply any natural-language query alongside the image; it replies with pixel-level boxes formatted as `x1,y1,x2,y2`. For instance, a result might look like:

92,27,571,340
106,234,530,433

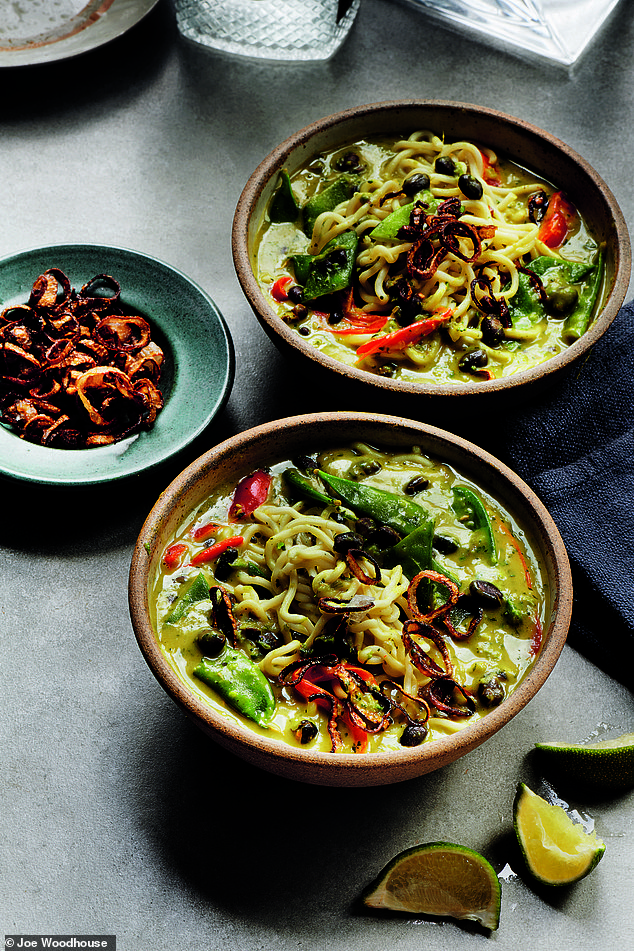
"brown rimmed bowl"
129,412,572,787
232,100,631,417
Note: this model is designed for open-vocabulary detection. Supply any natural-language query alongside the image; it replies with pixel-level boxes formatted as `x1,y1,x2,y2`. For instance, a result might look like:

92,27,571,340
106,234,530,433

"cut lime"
362,841,501,930
535,732,634,790
513,783,605,886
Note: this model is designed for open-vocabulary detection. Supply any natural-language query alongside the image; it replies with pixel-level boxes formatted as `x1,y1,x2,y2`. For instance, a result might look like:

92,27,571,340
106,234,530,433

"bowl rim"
232,98,632,400
129,411,572,779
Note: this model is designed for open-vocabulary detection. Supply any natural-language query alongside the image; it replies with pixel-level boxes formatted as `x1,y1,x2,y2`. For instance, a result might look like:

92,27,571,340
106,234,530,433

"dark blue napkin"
500,301,634,690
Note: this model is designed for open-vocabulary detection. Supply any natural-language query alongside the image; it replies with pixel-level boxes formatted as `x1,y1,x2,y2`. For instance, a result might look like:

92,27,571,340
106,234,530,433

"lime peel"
513,783,605,886
362,841,501,931
535,731,634,789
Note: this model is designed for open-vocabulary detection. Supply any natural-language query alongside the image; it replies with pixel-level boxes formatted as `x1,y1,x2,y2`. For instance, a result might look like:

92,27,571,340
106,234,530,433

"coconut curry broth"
256,133,603,385
152,445,547,753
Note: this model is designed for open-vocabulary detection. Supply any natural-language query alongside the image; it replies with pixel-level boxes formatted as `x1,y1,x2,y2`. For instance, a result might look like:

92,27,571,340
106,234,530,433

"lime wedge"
535,732,634,790
513,783,605,886
362,841,501,930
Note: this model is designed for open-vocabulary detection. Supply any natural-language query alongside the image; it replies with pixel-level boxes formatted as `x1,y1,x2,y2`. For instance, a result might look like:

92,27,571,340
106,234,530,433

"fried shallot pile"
0,268,164,448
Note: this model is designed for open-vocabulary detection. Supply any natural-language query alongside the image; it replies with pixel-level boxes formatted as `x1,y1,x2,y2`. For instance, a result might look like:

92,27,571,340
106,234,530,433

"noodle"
256,131,603,384
154,443,547,754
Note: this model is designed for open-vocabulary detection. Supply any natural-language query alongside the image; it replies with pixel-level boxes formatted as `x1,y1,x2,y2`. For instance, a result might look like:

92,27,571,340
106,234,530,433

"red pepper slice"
271,276,292,302
288,662,377,753
530,615,543,655
229,469,272,520
190,535,244,566
480,151,501,186
162,542,188,571
321,288,389,336
498,522,532,590
538,191,577,248
189,522,220,542
356,309,451,358
326,313,389,335
341,708,369,753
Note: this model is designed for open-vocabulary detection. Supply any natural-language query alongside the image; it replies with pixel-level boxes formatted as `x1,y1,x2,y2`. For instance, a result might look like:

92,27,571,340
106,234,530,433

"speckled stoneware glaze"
129,412,572,787
232,100,631,415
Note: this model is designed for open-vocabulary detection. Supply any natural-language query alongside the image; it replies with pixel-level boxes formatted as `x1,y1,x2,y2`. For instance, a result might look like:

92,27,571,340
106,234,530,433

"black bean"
478,676,506,707
213,548,237,581
355,517,377,537
435,156,456,176
287,284,304,304
433,534,459,555
458,349,488,373
333,531,365,555
400,721,428,746
404,475,429,495
294,719,319,743
528,190,548,224
402,172,431,196
369,524,401,549
469,579,503,606
292,454,318,473
480,316,505,347
459,173,483,200
334,152,364,173
198,630,226,657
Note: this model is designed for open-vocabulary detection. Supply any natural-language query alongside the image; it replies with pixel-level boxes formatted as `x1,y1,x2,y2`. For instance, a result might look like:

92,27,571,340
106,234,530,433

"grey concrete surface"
1,2,633,949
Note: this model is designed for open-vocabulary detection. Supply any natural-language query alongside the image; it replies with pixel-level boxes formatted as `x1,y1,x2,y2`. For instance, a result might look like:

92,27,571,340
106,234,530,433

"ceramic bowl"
0,244,234,486
232,100,631,416
129,412,572,787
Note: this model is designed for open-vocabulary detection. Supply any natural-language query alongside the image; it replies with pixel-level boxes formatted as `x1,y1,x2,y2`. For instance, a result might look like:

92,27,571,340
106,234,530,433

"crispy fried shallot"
0,268,165,448
397,198,494,283
279,656,392,753
279,565,480,750
403,569,478,717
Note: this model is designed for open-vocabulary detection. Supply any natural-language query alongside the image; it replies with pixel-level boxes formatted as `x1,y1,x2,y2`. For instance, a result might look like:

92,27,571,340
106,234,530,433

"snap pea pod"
269,169,301,223
508,254,602,329
283,467,341,507
526,255,595,283
451,486,497,565
507,269,543,324
385,521,435,577
224,557,269,579
290,252,312,286
318,469,431,537
302,173,359,236
194,646,275,727
299,230,359,300
164,571,210,624
368,191,439,240
564,248,604,341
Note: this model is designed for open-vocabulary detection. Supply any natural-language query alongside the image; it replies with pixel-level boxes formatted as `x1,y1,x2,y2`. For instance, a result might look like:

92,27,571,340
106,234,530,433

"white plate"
0,0,159,67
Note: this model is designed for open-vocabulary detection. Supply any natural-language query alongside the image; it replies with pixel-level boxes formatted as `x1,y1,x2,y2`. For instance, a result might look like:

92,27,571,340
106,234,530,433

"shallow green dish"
0,244,235,486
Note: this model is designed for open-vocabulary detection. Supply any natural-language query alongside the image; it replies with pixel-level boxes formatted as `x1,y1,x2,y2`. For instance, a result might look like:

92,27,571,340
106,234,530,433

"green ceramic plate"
0,244,235,486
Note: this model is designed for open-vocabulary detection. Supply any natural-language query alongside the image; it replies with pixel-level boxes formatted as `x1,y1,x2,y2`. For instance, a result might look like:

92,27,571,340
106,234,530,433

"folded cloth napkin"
500,300,634,690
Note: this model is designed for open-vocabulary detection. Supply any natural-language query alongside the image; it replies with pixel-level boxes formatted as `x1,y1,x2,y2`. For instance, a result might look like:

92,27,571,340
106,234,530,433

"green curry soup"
255,131,604,384
152,444,548,755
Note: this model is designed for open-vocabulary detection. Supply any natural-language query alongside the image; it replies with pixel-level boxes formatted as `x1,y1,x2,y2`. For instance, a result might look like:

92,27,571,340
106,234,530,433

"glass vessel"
398,0,623,66
174,0,361,62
